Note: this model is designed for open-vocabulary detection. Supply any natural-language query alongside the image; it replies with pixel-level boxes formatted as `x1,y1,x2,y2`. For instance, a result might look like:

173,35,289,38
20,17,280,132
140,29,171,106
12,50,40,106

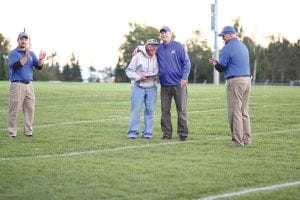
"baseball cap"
218,26,237,37
18,32,28,40
160,26,171,33
145,39,160,46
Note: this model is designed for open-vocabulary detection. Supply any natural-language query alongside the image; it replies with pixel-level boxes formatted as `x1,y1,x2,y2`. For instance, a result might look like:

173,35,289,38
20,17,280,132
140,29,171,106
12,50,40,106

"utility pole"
211,0,219,85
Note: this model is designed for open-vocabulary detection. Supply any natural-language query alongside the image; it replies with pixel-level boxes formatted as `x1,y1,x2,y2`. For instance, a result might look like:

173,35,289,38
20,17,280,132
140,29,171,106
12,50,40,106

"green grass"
0,82,299,200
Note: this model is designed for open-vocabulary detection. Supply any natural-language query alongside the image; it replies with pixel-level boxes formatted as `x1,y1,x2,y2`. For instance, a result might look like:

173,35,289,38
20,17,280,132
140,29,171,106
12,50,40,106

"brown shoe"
231,142,244,147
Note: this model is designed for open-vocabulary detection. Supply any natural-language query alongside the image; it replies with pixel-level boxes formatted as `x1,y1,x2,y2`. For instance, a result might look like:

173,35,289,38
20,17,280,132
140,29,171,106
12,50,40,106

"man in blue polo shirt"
7,32,46,138
209,26,252,147
157,26,191,141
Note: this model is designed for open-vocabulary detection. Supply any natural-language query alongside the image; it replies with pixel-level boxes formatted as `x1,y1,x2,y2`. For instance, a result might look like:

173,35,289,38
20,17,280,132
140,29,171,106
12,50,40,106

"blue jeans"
127,85,157,138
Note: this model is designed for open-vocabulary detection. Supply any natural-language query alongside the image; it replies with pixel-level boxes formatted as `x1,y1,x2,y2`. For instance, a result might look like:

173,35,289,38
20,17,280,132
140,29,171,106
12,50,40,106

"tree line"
1,20,300,84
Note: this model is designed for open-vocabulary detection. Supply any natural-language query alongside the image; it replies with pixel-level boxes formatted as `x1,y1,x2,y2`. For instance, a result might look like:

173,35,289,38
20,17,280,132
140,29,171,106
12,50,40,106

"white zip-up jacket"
125,45,159,88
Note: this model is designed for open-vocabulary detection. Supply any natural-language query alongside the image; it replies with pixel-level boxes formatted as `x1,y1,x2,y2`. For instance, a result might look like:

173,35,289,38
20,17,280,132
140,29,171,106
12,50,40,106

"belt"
136,85,156,89
11,80,30,84
226,75,250,80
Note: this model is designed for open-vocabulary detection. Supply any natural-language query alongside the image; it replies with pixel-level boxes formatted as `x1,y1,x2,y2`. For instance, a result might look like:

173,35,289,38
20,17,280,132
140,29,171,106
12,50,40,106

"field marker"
0,127,299,161
0,101,299,113
0,116,128,131
0,100,299,130
1,127,299,199
198,181,300,200
0,140,194,161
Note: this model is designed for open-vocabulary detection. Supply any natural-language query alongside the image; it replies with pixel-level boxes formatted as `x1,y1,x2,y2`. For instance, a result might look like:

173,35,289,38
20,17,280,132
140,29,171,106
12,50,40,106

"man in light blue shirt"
7,32,46,138
209,26,252,147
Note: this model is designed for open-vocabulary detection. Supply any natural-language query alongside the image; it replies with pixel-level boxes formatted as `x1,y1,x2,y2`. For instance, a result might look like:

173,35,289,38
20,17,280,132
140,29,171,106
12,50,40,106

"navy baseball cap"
18,32,28,40
218,26,237,37
160,26,171,33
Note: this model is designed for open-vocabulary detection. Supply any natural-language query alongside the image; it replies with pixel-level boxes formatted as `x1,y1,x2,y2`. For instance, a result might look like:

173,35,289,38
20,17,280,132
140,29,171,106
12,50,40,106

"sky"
1,0,299,79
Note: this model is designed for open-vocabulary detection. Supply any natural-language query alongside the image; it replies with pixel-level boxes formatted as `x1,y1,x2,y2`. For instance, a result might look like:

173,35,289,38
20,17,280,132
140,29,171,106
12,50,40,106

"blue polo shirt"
218,38,250,79
156,40,191,86
8,47,39,81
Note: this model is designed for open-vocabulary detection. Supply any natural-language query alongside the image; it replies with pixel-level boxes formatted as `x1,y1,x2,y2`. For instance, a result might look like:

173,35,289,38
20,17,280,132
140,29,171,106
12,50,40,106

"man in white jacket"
125,39,160,139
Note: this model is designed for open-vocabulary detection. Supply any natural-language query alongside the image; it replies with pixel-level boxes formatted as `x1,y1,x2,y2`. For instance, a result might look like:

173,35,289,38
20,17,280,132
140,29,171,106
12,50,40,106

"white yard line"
1,101,299,113
0,140,193,161
0,116,128,131
0,127,299,161
1,128,299,199
198,181,300,200
1,108,227,131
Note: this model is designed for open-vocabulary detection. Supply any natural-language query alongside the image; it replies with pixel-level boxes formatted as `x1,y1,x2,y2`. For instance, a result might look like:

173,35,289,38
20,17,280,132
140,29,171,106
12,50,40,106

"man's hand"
25,48,30,59
132,45,143,56
39,51,46,61
180,79,188,88
38,51,46,66
140,76,151,81
20,48,30,65
209,56,217,66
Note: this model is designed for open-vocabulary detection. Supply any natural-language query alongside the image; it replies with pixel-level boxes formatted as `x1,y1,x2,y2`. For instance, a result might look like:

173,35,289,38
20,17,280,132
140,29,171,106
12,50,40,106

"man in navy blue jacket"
209,26,251,147
157,26,191,141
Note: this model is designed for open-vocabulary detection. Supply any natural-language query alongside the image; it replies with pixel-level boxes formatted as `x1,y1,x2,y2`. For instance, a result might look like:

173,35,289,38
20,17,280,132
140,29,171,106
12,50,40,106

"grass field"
0,82,299,200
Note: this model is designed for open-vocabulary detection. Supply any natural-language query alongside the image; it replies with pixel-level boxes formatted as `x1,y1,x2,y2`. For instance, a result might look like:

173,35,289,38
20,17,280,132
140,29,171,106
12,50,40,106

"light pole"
211,0,219,85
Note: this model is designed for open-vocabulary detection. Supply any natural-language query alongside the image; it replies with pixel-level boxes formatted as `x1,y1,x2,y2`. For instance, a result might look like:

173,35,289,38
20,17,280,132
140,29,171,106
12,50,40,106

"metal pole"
211,0,219,85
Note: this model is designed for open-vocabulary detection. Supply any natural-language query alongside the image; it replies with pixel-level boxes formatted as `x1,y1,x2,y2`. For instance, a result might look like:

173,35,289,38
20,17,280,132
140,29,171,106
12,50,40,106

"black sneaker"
127,136,137,139
161,135,171,140
8,133,16,138
179,136,187,141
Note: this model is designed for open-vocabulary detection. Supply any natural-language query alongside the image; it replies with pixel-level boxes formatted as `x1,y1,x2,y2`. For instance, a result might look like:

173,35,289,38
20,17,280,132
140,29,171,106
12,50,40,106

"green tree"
186,30,213,83
47,52,62,80
265,35,291,84
62,64,72,81
47,51,57,67
49,62,61,81
115,23,160,82
33,64,54,81
99,66,114,83
88,66,98,82
253,48,268,83
290,40,300,80
62,53,83,82
233,17,245,39
242,36,263,84
0,33,10,80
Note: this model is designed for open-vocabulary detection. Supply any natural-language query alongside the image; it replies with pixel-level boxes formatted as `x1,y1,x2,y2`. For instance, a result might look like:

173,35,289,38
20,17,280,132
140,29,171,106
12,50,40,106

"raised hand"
39,51,46,61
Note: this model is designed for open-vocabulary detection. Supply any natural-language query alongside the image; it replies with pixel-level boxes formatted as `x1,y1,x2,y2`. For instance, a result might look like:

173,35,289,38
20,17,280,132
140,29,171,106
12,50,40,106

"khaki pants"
226,77,251,145
8,82,35,136
160,85,188,138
